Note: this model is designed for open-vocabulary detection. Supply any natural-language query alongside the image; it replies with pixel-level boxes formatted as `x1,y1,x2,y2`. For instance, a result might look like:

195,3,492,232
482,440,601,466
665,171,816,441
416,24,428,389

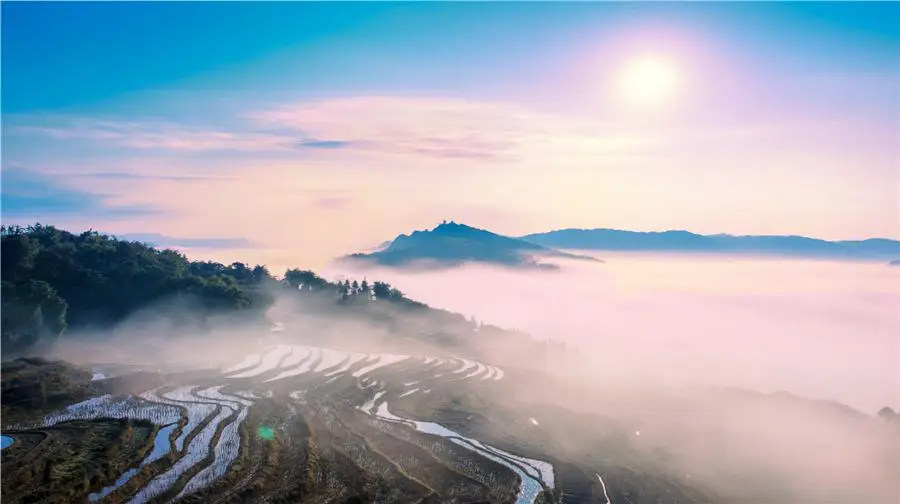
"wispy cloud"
314,197,350,210
0,167,161,219
297,139,353,150
299,189,354,211
250,96,656,162
9,97,664,164
77,172,230,182
7,94,894,250
11,117,296,152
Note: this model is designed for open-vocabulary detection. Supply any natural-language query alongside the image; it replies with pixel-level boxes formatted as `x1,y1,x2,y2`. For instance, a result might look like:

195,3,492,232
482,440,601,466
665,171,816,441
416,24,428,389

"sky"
2,2,899,267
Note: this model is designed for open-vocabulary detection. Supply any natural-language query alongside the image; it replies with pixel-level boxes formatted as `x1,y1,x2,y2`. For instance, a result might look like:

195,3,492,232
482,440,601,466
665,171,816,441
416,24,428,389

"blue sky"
5,3,898,112
2,2,898,265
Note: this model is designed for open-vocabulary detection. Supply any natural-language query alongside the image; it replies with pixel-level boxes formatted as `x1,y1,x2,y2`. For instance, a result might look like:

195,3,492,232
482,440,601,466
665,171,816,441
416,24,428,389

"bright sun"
615,56,681,108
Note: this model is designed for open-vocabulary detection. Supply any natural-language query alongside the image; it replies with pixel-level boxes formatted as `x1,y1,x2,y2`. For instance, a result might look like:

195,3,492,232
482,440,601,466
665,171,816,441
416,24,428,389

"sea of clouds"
326,253,899,414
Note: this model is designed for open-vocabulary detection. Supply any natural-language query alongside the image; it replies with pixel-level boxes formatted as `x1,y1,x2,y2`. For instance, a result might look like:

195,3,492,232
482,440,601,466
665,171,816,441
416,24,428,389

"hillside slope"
0,224,536,357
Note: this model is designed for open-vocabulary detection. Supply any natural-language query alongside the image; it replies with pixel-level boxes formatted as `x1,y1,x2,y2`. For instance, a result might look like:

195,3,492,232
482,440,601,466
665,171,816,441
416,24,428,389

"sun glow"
615,56,682,108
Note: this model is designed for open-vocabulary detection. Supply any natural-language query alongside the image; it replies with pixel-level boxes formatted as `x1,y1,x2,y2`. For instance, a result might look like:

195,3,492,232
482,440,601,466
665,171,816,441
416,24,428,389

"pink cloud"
9,97,659,163
9,94,897,246
248,96,659,162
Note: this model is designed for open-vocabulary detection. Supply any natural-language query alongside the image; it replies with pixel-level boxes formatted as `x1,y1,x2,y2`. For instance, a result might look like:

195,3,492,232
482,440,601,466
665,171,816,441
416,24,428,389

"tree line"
0,224,418,353
283,269,410,303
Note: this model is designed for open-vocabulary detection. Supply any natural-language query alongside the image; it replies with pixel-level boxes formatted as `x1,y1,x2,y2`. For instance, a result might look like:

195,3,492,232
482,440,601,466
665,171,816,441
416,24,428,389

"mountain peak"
343,221,601,269
430,220,481,236
433,220,468,229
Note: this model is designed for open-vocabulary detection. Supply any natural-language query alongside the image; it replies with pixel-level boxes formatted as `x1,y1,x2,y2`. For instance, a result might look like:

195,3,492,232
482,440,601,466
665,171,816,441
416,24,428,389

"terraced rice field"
1,342,713,504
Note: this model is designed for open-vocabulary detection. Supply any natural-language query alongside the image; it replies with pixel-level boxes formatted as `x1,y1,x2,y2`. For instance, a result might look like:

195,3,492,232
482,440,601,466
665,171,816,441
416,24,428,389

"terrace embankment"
2,347,740,504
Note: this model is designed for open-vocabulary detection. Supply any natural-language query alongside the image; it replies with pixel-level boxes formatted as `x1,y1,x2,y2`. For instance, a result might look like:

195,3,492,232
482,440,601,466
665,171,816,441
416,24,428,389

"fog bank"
326,253,900,414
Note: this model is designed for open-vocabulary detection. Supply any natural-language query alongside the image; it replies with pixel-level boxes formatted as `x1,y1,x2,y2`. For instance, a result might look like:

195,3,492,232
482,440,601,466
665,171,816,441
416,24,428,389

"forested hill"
1,224,541,358
345,220,599,269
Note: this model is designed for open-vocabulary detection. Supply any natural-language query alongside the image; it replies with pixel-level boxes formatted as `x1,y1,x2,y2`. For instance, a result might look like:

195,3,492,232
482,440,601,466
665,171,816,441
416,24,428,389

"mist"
325,252,900,415
313,252,899,503
29,251,899,504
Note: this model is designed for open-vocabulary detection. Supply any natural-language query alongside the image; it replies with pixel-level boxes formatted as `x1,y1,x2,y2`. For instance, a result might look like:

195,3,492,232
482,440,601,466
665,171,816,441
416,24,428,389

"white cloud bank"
327,253,900,414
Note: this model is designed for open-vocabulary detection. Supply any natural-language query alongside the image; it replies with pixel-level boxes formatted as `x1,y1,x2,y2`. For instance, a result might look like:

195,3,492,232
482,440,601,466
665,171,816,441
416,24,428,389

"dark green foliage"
283,269,329,291
1,279,68,352
371,281,405,301
0,224,275,352
283,269,420,308
0,223,449,354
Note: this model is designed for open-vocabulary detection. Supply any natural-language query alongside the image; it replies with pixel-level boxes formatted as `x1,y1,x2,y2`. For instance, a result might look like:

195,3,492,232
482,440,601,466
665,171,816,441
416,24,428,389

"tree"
252,264,272,284
372,281,392,299
0,232,38,283
1,223,531,355
226,262,255,285
189,260,226,278
1,280,68,352
283,269,328,290
0,224,268,352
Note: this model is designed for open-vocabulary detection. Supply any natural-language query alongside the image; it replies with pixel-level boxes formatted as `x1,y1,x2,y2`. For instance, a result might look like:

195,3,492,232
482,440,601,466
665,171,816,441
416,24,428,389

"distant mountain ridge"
344,221,600,269
519,228,900,259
